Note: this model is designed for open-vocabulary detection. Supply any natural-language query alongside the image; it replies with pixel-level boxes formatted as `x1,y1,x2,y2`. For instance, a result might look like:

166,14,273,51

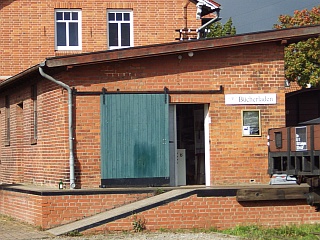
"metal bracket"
102,87,107,104
164,87,169,104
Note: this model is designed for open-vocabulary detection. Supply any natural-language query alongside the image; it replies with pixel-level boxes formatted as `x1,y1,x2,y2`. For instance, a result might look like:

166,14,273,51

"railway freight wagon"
268,119,320,207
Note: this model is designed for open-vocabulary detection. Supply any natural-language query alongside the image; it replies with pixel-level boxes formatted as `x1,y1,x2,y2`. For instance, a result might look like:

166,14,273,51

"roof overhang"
44,25,320,68
0,65,39,89
1,25,319,91
0,64,65,90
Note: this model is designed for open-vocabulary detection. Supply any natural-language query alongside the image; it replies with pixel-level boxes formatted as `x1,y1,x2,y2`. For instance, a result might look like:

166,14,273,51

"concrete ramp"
47,189,195,236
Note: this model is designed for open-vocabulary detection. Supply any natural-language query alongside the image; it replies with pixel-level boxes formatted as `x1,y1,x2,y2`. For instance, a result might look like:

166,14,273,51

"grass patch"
219,224,320,240
0,214,15,221
64,230,82,237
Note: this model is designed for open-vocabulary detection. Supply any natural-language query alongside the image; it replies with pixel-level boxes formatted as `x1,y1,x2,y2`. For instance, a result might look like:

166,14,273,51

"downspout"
197,9,221,39
39,62,76,189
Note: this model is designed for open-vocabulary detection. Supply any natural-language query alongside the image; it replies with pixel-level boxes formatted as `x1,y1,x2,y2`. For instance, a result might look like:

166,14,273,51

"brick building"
0,0,219,79
1,25,319,190
2,0,320,232
0,0,223,188
1,26,320,230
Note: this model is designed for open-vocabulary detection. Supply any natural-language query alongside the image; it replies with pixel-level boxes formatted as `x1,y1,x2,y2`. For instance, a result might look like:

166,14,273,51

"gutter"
39,62,76,189
197,9,221,39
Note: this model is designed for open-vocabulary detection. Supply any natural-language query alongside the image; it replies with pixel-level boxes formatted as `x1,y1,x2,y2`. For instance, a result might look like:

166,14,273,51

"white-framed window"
242,110,261,137
55,9,82,50
107,10,133,50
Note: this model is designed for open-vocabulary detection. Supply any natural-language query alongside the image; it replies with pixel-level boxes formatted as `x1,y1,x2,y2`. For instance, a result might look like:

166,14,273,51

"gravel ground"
0,214,243,240
54,232,243,240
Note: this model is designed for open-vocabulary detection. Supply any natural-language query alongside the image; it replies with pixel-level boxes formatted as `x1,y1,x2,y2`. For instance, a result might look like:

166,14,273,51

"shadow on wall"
0,1,18,10
239,199,307,208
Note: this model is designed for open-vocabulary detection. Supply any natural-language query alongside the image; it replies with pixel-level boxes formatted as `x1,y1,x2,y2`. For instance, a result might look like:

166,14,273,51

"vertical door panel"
101,94,169,185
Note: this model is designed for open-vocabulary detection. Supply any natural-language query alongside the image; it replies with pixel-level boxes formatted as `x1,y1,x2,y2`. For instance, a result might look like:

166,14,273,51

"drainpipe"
39,63,76,189
197,9,221,39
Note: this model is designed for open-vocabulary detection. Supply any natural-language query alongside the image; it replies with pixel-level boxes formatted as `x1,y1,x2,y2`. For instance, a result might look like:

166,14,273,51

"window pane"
116,13,122,21
56,12,63,20
121,23,130,46
69,22,79,46
124,13,130,21
108,13,115,21
72,12,78,20
57,22,66,46
64,12,70,20
109,23,118,46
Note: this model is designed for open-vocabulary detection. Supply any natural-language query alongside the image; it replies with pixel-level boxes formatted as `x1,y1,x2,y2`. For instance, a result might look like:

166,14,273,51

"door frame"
204,104,211,186
169,103,210,186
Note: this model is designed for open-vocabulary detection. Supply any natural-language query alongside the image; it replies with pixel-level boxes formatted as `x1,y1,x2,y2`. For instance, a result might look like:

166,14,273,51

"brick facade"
0,42,287,188
0,187,318,231
0,188,154,229
1,0,320,233
0,0,199,77
102,197,317,232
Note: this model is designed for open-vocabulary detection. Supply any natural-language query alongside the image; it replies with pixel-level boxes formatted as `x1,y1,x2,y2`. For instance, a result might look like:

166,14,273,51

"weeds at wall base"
132,214,147,232
64,230,82,237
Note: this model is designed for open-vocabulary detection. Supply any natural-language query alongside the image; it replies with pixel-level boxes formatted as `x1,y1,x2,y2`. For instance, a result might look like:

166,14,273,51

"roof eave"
0,64,39,89
44,25,320,68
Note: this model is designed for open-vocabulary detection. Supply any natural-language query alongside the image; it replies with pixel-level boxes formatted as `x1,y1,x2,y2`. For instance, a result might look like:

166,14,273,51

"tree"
274,6,320,87
206,17,236,38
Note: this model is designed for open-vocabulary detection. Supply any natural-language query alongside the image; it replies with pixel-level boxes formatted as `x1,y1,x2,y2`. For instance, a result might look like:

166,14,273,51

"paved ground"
0,216,242,240
0,216,53,240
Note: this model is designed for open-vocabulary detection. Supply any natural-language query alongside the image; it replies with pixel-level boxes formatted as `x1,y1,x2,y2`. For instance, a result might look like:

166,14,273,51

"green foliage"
154,188,165,195
206,17,236,38
132,214,146,232
36,225,44,231
159,227,168,232
274,7,320,29
65,230,82,237
220,224,320,240
274,5,320,87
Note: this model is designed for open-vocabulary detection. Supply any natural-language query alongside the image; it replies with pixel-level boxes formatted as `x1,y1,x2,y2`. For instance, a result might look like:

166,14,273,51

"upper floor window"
107,10,133,50
55,9,82,51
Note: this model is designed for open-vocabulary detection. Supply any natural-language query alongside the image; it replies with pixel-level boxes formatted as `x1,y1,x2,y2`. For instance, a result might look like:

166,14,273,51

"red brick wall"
0,79,70,187
1,189,319,230
92,195,320,232
0,0,199,77
0,42,285,188
68,42,286,187
0,190,43,227
0,189,153,228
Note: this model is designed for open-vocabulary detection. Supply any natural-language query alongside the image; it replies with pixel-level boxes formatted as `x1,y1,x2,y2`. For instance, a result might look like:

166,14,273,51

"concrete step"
47,188,195,236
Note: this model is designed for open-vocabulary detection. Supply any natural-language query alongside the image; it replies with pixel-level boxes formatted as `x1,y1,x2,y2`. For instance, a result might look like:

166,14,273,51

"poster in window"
295,126,307,151
242,110,261,136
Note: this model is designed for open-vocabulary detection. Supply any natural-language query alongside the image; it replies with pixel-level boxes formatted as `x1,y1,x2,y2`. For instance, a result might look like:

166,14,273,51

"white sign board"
225,93,277,105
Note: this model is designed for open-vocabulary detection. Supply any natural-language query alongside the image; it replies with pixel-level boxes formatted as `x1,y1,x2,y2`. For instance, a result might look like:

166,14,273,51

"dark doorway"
176,104,205,185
